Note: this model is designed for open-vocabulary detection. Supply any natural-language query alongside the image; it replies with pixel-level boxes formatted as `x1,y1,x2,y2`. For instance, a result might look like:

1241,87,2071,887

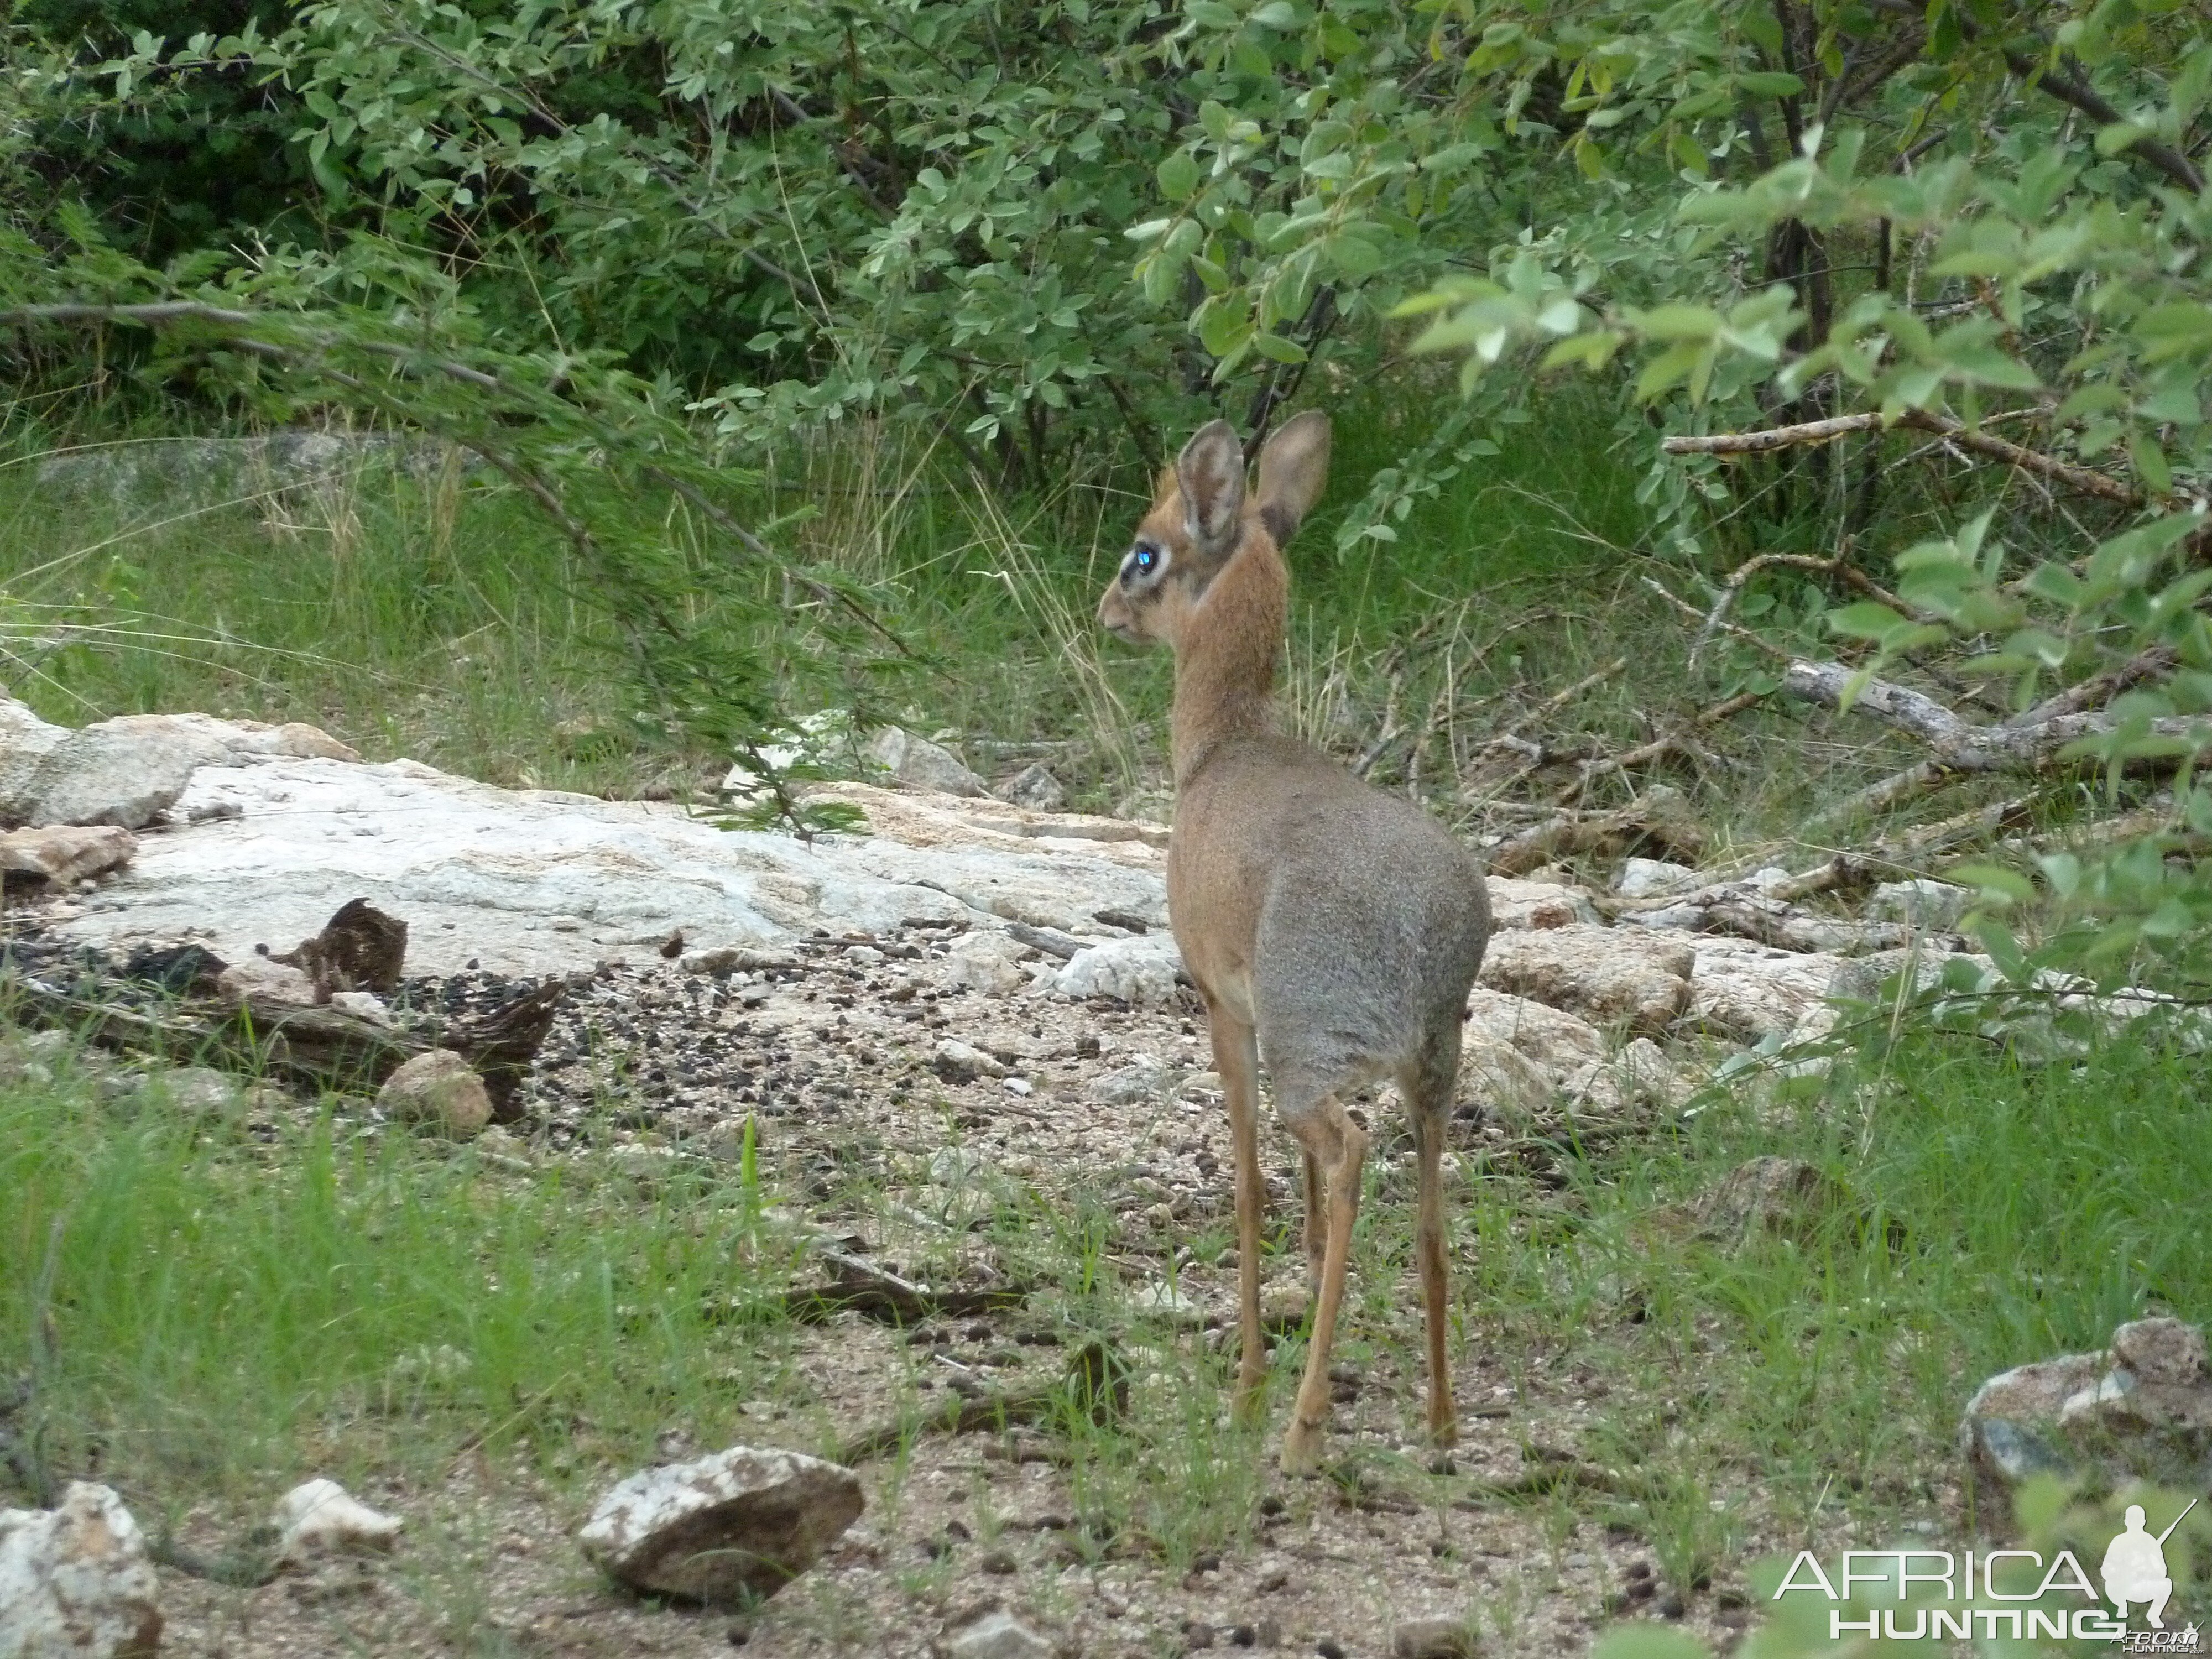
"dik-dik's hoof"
1278,1416,1327,1477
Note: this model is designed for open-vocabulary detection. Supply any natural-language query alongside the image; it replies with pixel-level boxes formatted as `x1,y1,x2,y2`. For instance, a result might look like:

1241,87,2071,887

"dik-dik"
1097,411,1491,1473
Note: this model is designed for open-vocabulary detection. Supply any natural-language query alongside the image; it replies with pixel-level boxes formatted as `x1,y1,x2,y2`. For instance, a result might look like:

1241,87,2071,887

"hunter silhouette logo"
2104,1503,2191,1629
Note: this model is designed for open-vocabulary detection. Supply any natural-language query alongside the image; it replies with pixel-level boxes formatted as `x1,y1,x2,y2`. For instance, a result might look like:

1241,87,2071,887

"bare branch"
1664,409,2144,506
1664,412,1886,454
1999,48,2205,194
1782,660,1973,747
1784,656,2212,773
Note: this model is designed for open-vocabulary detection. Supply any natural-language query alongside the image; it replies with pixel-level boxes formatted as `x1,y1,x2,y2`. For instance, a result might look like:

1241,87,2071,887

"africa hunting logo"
1773,1499,2202,1649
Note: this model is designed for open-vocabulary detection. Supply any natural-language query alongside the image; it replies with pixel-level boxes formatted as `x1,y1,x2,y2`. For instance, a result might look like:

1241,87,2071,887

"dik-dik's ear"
1253,410,1331,547
1177,420,1245,559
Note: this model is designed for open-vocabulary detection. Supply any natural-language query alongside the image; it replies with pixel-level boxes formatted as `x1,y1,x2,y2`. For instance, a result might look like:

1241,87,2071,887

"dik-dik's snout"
1097,582,1142,642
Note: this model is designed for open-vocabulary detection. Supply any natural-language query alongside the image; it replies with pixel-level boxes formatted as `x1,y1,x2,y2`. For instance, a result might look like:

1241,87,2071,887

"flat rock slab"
46,761,1173,978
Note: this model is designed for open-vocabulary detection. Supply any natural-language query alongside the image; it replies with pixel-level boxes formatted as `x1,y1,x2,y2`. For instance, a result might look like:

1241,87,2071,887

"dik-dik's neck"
1170,536,1287,789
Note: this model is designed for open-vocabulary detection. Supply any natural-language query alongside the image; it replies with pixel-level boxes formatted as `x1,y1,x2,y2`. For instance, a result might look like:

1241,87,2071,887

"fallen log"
0,964,568,1116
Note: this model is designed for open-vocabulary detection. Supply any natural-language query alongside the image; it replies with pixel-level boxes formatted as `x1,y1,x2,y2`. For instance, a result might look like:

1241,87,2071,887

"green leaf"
2095,119,2151,156
1197,300,1250,357
1157,150,1200,203
1629,305,1720,343
1634,342,1705,400
1734,71,1804,98
1951,864,2037,906
1828,602,1910,639
2131,431,2174,496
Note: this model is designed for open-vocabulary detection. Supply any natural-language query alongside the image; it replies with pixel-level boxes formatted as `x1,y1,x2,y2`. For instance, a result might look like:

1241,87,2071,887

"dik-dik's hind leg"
1301,1151,1325,1298
1403,1066,1458,1448
1279,1095,1368,1476
1207,1003,1267,1415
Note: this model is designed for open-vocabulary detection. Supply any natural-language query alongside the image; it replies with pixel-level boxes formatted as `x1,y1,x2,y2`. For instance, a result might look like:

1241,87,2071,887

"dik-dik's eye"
1122,544,1165,585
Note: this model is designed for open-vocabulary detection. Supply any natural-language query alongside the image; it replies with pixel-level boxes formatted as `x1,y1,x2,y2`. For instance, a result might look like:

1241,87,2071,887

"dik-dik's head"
1098,410,1331,650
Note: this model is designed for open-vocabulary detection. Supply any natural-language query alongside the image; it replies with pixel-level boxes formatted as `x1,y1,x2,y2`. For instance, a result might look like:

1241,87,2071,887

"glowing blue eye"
1133,546,1157,573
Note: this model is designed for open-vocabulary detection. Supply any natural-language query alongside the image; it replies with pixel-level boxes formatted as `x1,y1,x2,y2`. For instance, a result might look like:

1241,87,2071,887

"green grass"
0,387,1950,846
0,1056,822,1509
4,1018,2205,1618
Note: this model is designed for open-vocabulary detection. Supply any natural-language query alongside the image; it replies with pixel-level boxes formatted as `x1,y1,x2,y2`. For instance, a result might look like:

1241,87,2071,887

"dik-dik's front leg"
1207,1003,1267,1415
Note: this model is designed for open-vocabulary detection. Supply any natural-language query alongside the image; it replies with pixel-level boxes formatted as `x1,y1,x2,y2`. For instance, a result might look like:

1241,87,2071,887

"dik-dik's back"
1171,729,1489,1088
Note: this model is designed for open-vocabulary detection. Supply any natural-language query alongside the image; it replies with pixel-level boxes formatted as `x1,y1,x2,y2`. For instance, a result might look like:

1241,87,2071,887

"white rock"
1459,992,1679,1115
1961,1317,2212,1511
718,711,856,800
938,1606,1053,1659
577,1446,862,1604
999,763,1066,812
1463,989,1610,1074
0,700,356,832
326,990,393,1026
1479,926,1694,1035
1485,876,1601,930
1614,857,1700,900
15,721,225,830
1056,934,1183,1005
0,826,137,886
376,1050,492,1139
942,931,1029,996
0,1030,71,1089
929,1146,988,1185
1134,1281,1205,1326
1871,878,1971,931
1457,1031,1560,1117
930,1041,1005,1086
1687,936,1917,1044
0,1481,163,1658
215,956,319,1009
45,748,1171,978
2112,1314,2210,1386
1087,1054,1180,1106
0,701,71,820
863,726,987,797
273,1478,403,1562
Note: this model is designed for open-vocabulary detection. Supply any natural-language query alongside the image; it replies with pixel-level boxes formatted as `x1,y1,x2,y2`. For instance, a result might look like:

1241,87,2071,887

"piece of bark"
273,897,408,995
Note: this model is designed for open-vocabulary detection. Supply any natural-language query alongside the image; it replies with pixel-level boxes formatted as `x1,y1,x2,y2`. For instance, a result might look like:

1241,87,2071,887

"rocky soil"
1,698,2007,1658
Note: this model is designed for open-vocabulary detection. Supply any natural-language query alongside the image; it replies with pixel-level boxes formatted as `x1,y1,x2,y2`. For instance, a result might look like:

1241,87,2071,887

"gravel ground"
4,907,1820,1659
